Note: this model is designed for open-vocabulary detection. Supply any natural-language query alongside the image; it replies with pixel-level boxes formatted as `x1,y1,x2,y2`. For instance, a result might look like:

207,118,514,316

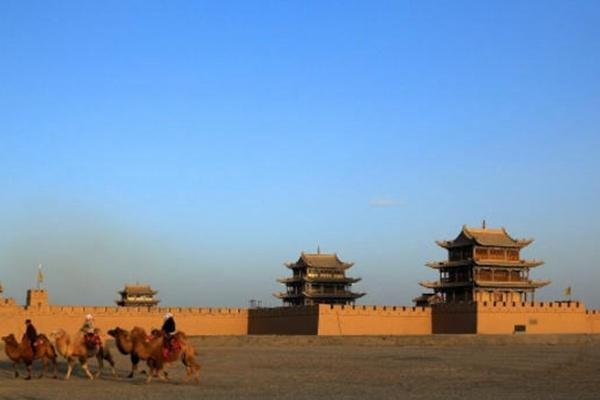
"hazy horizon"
1,2,599,308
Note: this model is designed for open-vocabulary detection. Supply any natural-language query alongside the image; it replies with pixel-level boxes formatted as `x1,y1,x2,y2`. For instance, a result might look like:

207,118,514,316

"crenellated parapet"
321,304,430,316
477,300,585,313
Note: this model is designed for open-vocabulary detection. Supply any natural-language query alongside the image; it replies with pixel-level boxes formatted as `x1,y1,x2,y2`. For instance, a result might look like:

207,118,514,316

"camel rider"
81,314,95,334
25,319,38,352
161,312,176,352
80,314,101,348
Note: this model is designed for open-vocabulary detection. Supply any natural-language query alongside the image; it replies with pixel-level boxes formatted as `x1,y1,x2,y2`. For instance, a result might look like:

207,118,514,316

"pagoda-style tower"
275,251,365,306
420,224,550,303
116,284,159,307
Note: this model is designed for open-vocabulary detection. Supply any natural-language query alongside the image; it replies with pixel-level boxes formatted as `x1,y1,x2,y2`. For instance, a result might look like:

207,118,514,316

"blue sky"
1,1,599,307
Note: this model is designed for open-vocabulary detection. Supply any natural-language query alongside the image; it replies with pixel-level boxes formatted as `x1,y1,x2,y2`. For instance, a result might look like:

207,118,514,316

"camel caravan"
1,313,201,384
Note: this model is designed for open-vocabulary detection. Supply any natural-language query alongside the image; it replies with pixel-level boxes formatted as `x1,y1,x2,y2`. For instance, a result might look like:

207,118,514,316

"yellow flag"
36,265,44,285
563,286,572,297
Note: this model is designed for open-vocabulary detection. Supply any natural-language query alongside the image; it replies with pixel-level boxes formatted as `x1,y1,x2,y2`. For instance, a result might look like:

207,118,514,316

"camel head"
107,327,127,338
150,328,163,338
108,327,134,355
1,334,17,344
50,329,66,340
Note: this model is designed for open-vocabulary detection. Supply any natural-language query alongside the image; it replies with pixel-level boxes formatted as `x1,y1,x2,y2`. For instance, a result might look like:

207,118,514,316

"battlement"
250,305,319,318
321,304,430,315
0,297,17,307
478,300,585,313
39,305,247,316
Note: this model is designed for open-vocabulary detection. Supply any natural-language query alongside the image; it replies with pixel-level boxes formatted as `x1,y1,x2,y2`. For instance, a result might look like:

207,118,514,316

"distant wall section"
431,303,477,334
318,305,431,335
248,306,319,335
0,303,248,338
476,301,589,334
587,310,600,333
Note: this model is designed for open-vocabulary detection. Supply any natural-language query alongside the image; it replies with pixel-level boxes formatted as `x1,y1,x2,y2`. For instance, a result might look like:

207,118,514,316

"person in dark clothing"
161,313,176,353
25,319,38,353
162,312,176,335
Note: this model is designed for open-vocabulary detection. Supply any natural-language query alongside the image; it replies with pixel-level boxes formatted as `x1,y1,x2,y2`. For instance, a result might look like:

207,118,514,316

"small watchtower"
26,289,49,308
116,284,160,307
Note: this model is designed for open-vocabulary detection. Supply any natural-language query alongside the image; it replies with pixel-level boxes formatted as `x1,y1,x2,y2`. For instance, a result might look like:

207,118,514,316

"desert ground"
1,335,599,400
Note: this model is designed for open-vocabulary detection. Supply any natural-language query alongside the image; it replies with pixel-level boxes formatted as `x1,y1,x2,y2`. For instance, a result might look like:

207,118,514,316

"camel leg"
194,361,201,384
65,358,75,380
181,355,190,383
95,353,103,378
158,370,167,381
183,352,201,384
39,357,48,378
145,367,154,384
12,361,19,378
128,353,139,378
185,356,201,384
104,349,117,377
181,352,201,384
195,364,201,384
25,363,32,380
81,360,95,380
51,356,58,379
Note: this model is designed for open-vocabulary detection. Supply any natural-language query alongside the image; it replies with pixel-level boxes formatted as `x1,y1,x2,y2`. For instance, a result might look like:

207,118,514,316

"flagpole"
37,264,44,290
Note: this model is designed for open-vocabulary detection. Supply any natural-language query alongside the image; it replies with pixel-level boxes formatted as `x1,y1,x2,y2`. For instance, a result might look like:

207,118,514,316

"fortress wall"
476,301,590,334
317,305,431,335
586,310,600,334
431,303,477,334
0,305,248,338
0,298,17,307
3,296,600,337
248,306,319,335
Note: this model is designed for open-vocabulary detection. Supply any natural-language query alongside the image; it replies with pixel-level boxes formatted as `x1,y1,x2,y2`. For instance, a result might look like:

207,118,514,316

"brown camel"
126,326,200,383
106,327,147,378
2,333,58,379
52,329,116,380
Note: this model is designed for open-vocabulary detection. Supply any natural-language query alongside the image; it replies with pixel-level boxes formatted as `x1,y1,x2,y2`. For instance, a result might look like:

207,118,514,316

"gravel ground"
1,335,599,400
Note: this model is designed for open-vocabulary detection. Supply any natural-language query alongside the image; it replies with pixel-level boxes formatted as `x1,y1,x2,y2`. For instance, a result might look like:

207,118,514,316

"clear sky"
1,1,599,307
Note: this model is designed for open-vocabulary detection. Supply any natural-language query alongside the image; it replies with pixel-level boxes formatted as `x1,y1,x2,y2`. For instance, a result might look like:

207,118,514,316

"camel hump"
132,326,146,334
37,333,49,342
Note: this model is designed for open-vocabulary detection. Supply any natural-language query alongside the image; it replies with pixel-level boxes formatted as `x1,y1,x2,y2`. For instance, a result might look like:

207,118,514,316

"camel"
109,326,200,383
106,327,147,378
51,329,116,380
1,333,58,379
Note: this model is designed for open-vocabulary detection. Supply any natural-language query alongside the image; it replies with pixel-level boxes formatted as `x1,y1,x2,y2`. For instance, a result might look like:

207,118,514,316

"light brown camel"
2,333,58,379
127,326,200,383
51,329,116,380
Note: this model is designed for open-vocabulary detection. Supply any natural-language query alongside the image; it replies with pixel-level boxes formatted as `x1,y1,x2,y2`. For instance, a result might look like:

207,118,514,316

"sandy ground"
1,335,599,400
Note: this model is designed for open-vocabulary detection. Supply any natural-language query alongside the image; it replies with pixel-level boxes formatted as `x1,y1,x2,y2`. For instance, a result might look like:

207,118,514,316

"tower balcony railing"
303,288,356,296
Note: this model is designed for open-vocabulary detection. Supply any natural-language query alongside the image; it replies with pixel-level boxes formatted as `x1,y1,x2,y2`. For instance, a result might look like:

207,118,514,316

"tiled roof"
437,225,533,248
119,284,157,295
286,252,354,269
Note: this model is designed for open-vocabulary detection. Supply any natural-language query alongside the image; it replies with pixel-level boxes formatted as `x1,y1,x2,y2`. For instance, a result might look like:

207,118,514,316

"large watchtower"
420,223,550,303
